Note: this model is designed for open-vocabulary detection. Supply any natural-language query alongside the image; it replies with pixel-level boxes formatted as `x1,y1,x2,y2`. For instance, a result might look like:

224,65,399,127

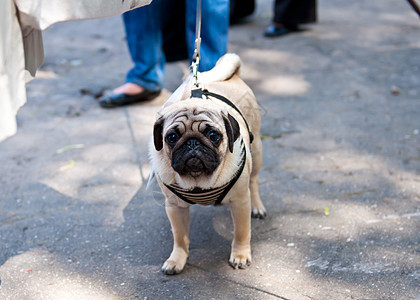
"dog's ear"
153,117,164,151
223,113,240,153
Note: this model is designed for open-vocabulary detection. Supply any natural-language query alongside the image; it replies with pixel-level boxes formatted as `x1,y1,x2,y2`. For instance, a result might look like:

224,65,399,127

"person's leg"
123,0,165,92
264,0,295,37
273,0,316,26
272,0,292,25
265,0,316,37
99,1,164,107
185,0,229,72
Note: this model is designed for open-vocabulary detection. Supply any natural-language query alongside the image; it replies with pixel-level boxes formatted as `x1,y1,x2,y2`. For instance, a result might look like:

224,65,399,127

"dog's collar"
191,88,254,143
163,141,246,206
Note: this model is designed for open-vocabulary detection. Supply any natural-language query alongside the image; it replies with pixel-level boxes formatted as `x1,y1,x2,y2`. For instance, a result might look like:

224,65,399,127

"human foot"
264,23,297,37
99,83,160,108
112,82,145,95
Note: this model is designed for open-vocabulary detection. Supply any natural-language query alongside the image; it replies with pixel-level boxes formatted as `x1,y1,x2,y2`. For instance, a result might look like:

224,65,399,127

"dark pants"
273,0,317,27
123,0,229,91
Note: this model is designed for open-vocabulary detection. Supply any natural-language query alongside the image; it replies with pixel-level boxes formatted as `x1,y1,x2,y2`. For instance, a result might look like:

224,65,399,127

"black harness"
163,88,252,206
163,141,246,206
191,88,254,143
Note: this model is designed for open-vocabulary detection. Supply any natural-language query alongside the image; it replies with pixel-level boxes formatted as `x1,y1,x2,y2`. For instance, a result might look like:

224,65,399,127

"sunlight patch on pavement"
34,70,58,79
282,145,420,198
40,143,143,227
260,75,310,96
0,248,117,300
240,48,295,65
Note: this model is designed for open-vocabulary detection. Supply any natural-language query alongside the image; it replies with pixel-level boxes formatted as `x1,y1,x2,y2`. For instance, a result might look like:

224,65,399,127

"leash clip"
192,54,200,88
191,0,202,90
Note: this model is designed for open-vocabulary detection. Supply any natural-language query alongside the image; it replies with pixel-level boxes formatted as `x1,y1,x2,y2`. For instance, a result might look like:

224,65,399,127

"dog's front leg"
162,203,190,275
229,190,252,269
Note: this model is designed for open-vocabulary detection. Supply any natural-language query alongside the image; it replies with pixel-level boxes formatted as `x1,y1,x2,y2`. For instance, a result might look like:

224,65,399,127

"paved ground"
1,0,419,299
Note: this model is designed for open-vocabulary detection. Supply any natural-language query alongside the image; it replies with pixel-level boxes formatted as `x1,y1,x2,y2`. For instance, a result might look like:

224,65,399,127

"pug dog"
150,53,266,275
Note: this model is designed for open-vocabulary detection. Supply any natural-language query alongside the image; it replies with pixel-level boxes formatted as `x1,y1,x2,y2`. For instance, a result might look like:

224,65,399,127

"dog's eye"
208,130,221,144
165,132,179,145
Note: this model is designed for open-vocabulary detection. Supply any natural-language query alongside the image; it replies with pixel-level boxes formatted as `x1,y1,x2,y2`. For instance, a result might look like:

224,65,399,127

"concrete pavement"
1,0,419,299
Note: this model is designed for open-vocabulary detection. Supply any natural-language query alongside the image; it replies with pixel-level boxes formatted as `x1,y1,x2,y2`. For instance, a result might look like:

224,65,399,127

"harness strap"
163,142,247,206
407,0,420,17
191,88,254,143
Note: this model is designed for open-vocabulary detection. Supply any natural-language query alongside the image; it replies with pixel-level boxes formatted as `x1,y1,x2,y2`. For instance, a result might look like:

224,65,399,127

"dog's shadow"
122,180,233,273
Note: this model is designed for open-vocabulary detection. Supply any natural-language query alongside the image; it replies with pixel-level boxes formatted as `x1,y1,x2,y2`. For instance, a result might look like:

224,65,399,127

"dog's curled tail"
200,53,241,83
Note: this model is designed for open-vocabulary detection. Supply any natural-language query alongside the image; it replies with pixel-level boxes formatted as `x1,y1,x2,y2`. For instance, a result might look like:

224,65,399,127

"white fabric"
0,0,152,142
16,0,152,30
0,1,27,142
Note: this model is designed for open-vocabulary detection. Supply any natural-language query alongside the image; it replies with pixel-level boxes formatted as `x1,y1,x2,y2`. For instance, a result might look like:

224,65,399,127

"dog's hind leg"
249,137,266,219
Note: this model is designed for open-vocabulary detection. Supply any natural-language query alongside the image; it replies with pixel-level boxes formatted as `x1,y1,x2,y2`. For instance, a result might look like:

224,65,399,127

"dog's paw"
161,259,185,275
251,206,267,219
229,253,252,269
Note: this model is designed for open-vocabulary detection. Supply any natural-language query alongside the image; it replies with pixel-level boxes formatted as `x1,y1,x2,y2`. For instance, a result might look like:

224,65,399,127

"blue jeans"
123,0,229,91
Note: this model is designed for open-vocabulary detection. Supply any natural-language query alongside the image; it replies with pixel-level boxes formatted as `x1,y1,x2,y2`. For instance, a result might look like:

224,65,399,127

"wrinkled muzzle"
171,138,220,177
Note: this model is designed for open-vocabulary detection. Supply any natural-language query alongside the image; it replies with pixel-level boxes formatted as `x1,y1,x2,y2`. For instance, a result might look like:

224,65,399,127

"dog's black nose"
186,157,204,172
186,138,201,150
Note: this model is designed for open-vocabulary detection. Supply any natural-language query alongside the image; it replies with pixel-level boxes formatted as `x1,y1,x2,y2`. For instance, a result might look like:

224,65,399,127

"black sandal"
99,89,161,108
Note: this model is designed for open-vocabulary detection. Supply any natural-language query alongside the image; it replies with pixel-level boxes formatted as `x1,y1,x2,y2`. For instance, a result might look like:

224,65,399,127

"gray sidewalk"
1,0,419,299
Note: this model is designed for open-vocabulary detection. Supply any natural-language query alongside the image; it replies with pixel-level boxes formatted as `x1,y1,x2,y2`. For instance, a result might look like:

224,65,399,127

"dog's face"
153,100,240,180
